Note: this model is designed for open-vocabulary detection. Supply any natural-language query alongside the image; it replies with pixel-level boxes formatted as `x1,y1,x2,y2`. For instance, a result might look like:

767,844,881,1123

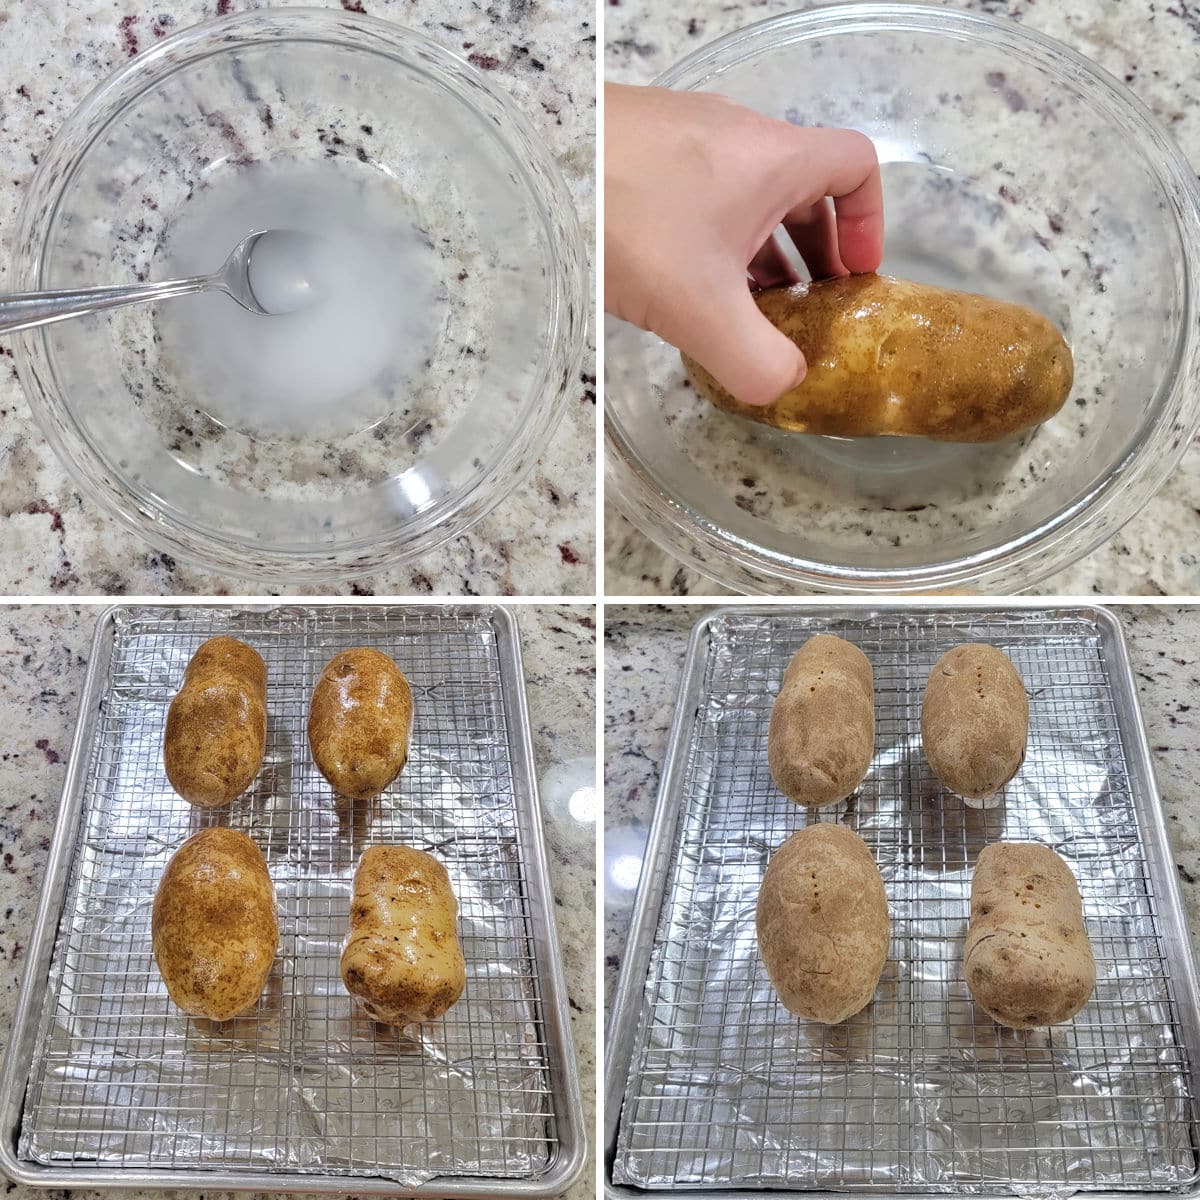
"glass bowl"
13,8,586,583
605,3,1200,594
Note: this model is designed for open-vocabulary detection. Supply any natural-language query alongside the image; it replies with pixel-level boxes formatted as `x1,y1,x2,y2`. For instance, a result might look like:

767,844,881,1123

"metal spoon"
0,229,321,336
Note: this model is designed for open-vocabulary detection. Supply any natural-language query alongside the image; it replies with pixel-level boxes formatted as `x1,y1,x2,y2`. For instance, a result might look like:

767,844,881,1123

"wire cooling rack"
607,606,1200,1197
1,605,582,1197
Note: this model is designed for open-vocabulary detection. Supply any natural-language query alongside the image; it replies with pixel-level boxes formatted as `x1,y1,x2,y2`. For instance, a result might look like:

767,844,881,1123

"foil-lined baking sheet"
18,606,554,1186
613,609,1200,1193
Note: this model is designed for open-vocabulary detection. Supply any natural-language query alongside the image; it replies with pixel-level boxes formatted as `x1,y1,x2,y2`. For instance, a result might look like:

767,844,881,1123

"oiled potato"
965,842,1095,1028
152,827,278,1021
768,634,874,807
163,636,267,808
757,824,889,1023
922,644,1028,801
341,845,466,1025
308,648,413,800
683,273,1073,441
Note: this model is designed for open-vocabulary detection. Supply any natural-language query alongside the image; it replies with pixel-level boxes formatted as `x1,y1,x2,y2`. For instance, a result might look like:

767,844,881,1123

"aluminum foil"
19,606,552,1186
614,610,1198,1193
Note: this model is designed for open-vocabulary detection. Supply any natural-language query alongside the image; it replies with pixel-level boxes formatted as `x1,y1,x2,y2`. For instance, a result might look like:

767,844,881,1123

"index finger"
783,128,884,274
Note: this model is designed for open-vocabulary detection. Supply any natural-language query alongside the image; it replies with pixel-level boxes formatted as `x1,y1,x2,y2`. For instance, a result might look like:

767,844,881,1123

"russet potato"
341,845,466,1026
757,823,889,1024
163,636,267,808
152,827,278,1021
768,634,874,807
921,644,1028,800
683,273,1073,441
308,647,413,800
964,842,1095,1028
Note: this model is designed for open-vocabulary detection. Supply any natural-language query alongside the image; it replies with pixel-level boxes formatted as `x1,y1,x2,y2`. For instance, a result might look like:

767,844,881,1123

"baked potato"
964,841,1095,1028
757,823,890,1023
768,634,874,807
922,643,1028,802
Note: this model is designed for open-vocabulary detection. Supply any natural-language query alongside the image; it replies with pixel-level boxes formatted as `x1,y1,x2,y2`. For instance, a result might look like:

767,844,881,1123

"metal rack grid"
612,608,1200,1193
16,605,557,1184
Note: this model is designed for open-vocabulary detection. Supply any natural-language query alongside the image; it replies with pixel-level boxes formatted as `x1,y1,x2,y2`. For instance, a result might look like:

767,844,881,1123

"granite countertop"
604,0,1200,597
0,0,596,597
604,604,1200,1023
0,602,596,1200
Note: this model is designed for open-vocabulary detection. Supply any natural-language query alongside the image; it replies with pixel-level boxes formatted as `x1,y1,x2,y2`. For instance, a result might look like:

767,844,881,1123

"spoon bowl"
226,228,325,316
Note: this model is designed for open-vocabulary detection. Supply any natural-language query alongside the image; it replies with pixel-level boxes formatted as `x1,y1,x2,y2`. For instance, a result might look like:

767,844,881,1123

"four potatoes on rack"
151,636,465,1027
758,634,1096,1030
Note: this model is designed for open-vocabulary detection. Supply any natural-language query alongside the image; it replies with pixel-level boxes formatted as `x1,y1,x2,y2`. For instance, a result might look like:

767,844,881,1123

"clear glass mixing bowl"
13,8,586,583
605,3,1200,594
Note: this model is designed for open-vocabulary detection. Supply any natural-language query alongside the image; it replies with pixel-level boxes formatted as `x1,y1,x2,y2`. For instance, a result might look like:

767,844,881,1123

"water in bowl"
156,159,440,440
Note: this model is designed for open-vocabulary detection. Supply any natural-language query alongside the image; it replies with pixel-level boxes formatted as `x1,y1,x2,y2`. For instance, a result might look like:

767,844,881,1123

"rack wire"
18,605,556,1183
613,609,1199,1193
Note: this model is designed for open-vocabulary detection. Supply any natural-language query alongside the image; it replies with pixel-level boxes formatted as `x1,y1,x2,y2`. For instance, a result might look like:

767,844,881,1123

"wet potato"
163,636,267,808
308,647,413,800
341,844,466,1026
684,273,1073,442
152,827,278,1021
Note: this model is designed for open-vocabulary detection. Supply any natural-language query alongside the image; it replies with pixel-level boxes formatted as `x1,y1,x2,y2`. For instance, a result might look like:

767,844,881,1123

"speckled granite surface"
604,604,1200,1020
0,602,596,1200
604,0,1200,597
0,0,596,596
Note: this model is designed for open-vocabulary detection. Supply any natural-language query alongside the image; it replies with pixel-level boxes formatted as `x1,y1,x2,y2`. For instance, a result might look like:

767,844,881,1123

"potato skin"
341,845,466,1026
682,273,1073,441
163,637,267,808
757,824,889,1023
768,634,874,807
965,842,1095,1028
921,644,1028,800
308,648,413,800
152,827,278,1021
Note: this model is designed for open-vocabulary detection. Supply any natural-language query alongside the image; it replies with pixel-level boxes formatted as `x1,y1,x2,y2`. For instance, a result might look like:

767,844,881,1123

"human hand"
604,83,884,406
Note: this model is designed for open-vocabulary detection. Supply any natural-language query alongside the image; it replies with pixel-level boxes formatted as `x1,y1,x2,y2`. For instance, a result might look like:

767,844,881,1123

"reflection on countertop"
604,604,1200,1015
604,0,1200,596
0,603,595,1200
0,0,596,597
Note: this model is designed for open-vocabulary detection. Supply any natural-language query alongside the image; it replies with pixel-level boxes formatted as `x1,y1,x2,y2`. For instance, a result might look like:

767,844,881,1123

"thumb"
669,282,806,407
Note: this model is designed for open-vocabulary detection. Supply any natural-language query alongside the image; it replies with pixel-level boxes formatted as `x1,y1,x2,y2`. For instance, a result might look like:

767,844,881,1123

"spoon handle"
0,273,215,336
